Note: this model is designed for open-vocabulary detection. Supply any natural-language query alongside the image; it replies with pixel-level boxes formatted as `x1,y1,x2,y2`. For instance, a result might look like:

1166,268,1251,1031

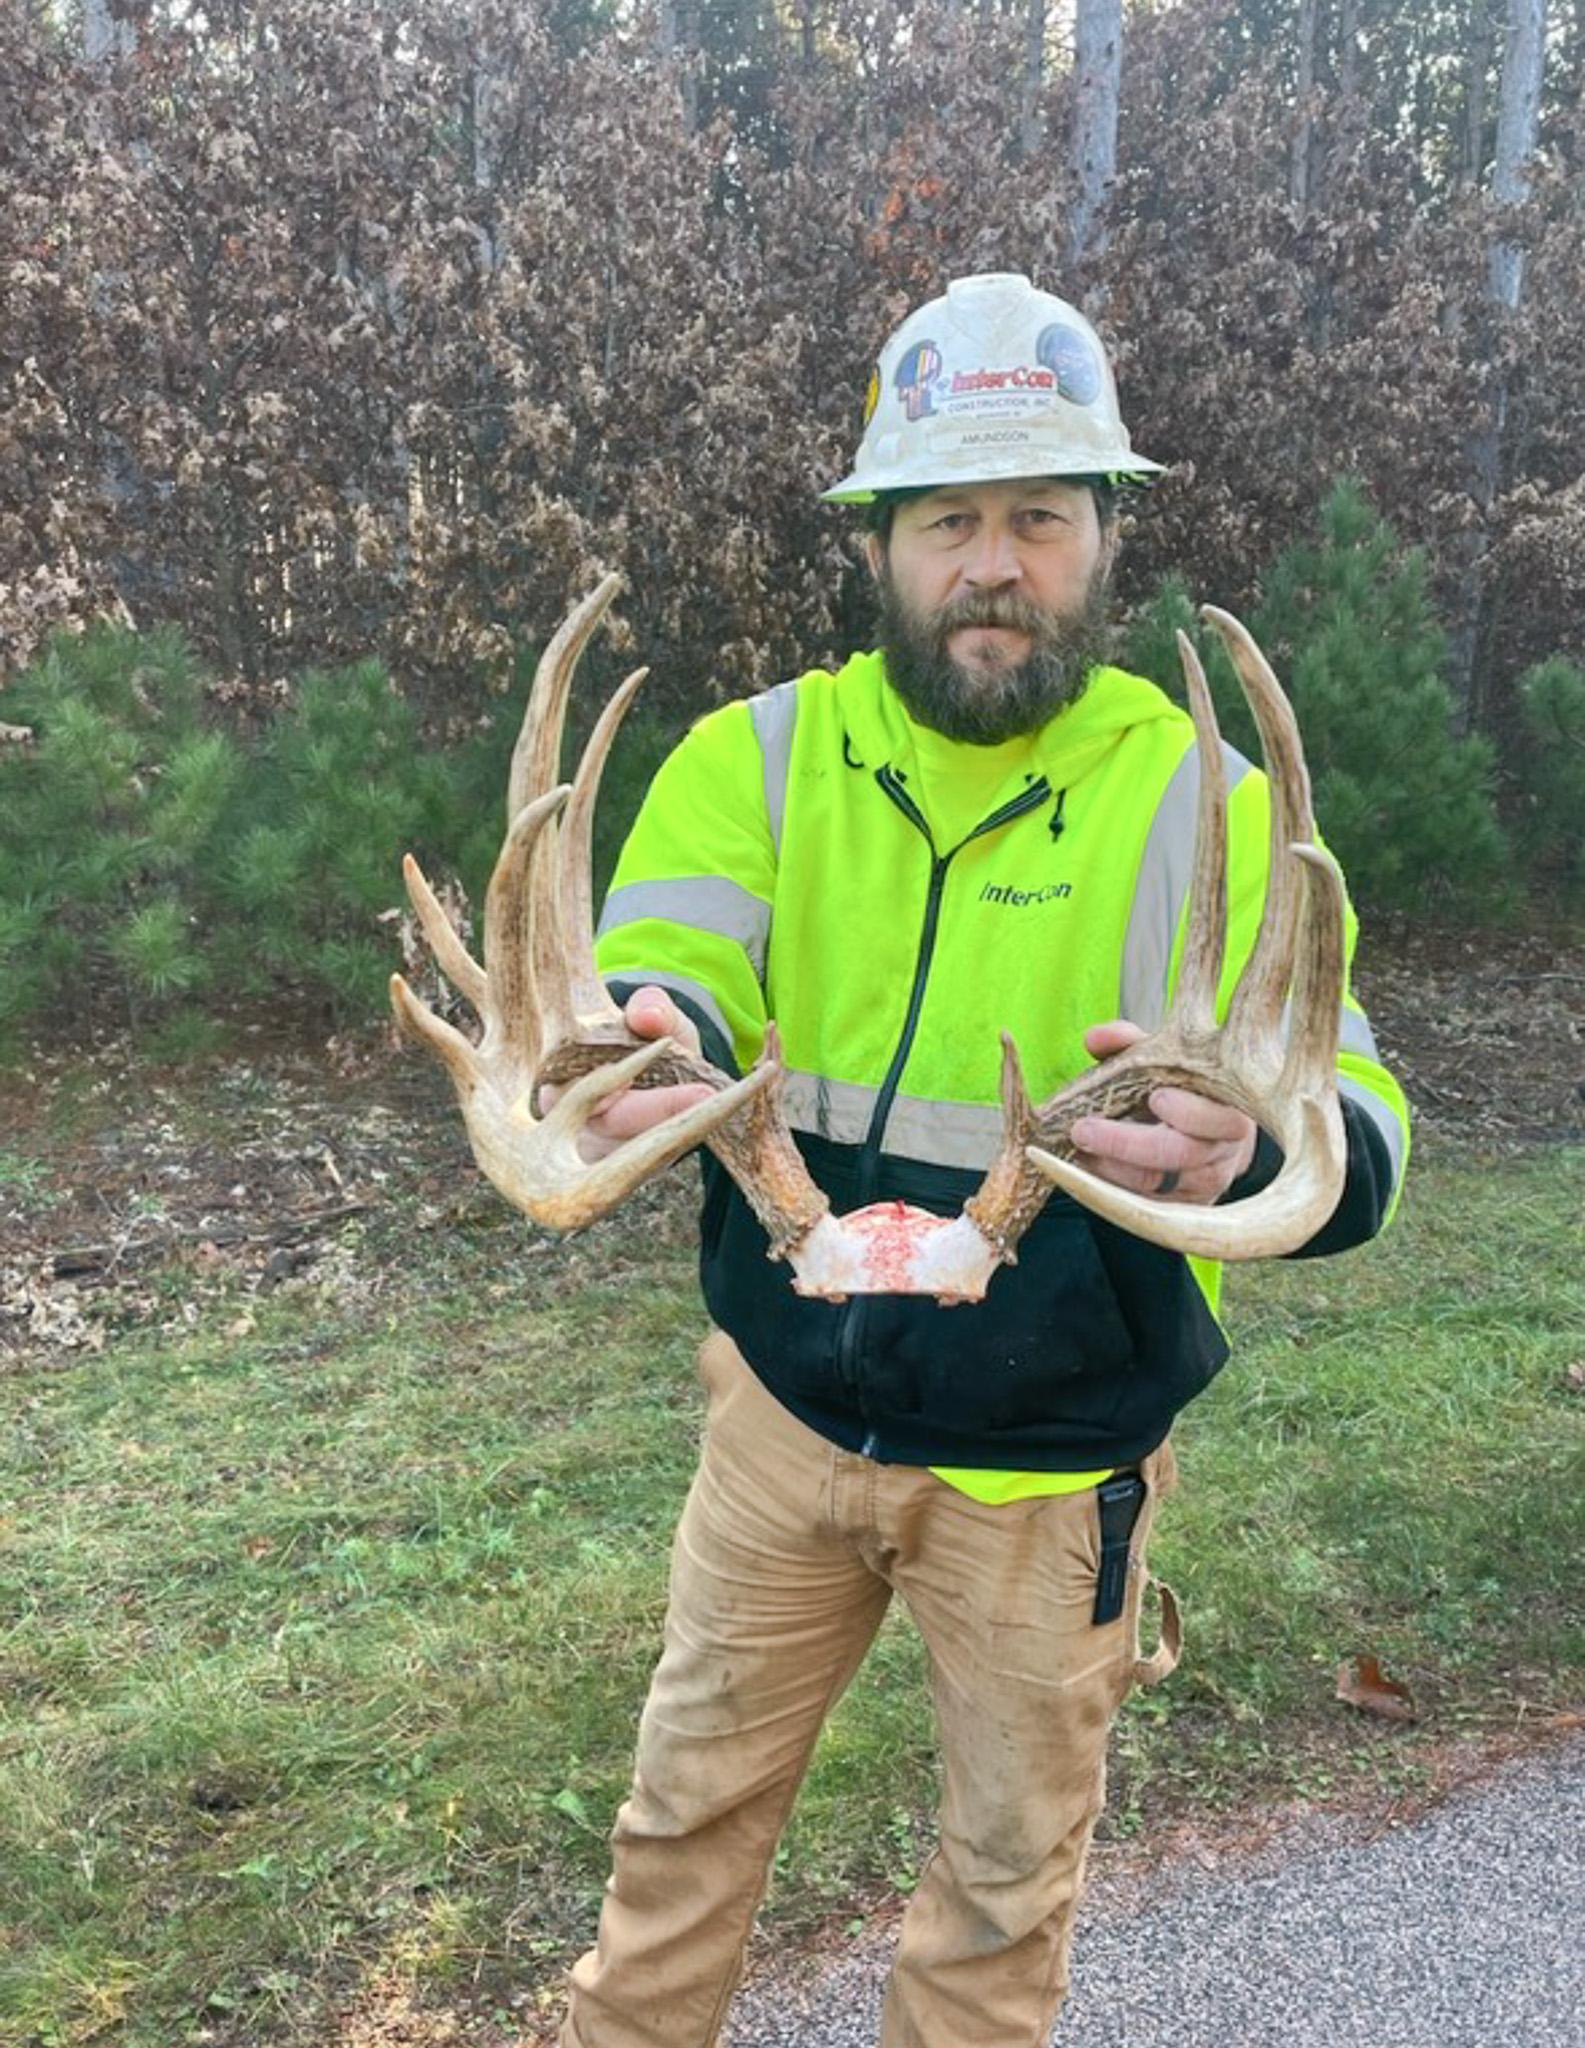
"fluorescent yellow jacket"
596,652,1408,1472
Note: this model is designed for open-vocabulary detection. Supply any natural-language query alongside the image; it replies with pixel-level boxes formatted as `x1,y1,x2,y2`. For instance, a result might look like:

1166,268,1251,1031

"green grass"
2,1148,1582,2044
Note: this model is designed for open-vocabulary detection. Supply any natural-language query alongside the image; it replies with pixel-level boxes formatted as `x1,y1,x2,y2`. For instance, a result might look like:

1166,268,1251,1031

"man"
562,272,1409,2047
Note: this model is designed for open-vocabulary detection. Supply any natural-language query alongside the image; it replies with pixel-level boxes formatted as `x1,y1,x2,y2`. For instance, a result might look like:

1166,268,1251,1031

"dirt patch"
1358,916,1585,1148
0,1021,700,1362
1,920,1581,1363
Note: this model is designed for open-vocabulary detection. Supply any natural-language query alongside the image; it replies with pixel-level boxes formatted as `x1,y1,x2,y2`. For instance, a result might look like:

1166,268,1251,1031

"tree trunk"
1488,0,1545,310
1291,0,1321,215
1069,0,1121,266
1020,0,1048,159
658,0,700,130
1337,0,1359,103
1461,0,1498,189
1452,0,1547,729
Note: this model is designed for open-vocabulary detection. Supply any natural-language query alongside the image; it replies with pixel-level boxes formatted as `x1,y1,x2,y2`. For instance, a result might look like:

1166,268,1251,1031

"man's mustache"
929,593,1055,640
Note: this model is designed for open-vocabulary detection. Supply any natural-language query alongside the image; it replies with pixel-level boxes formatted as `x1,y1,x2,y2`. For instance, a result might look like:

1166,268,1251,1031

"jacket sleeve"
594,700,773,1080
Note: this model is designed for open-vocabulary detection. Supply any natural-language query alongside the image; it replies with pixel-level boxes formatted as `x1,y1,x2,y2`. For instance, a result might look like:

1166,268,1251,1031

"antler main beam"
392,583,1347,1299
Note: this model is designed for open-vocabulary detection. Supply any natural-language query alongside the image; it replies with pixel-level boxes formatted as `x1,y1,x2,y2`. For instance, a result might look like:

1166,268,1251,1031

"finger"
624,986,680,1037
1083,1019,1146,1060
593,1079,716,1142
1147,1085,1255,1144
1075,1156,1173,1199
1067,1114,1187,1175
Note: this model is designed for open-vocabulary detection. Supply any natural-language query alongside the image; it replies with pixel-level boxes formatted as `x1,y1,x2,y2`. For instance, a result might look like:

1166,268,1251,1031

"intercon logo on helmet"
823,272,1163,503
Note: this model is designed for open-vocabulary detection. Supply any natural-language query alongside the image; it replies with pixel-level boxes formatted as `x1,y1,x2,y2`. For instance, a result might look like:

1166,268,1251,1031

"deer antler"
960,609,1347,1273
392,585,1346,1301
390,575,790,1231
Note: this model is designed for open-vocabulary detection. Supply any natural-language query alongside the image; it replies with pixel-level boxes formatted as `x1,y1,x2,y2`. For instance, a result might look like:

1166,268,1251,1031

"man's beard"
878,573,1114,745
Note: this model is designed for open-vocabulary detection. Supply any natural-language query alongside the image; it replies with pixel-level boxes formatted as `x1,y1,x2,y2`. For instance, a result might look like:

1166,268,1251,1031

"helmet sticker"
862,365,881,428
1036,323,1102,406
894,340,944,422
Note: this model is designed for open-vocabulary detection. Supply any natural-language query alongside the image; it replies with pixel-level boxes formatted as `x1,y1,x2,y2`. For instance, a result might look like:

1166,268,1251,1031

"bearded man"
558,273,1409,2048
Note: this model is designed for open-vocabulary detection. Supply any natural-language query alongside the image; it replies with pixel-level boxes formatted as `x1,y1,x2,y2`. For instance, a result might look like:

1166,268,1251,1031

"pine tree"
220,661,454,1023
0,626,241,1040
1246,481,1507,910
1515,657,1585,893
1125,482,1510,912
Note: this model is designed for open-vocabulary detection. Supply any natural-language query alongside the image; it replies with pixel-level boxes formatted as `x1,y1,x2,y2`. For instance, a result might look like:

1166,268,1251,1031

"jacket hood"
829,649,1190,792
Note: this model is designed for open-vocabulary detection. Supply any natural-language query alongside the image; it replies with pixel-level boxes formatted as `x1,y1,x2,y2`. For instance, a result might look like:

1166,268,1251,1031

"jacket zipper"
836,766,1053,1447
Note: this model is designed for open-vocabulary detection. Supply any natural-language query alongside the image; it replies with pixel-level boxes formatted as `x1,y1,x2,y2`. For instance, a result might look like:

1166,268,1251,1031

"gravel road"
723,1735,1584,2048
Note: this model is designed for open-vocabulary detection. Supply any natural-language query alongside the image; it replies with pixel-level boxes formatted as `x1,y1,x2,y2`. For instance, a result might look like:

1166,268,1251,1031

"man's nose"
963,522,1022,587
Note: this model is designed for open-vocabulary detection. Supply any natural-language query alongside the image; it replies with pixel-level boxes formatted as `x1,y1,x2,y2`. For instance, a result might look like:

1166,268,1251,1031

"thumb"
624,985,701,1056
1084,1019,1146,1062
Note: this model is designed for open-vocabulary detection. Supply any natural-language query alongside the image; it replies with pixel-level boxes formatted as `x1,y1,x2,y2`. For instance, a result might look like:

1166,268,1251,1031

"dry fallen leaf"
1563,1361,1585,1395
1336,1653,1418,1722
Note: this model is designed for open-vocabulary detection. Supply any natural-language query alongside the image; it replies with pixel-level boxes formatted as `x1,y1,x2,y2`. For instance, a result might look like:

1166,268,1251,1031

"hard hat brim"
820,452,1166,504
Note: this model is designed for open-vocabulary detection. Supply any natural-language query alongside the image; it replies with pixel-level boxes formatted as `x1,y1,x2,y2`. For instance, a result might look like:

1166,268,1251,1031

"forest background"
1,0,1582,1045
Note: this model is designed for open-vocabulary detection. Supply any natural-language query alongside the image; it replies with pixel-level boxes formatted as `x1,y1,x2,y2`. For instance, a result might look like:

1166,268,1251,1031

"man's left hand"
1065,1022,1258,1206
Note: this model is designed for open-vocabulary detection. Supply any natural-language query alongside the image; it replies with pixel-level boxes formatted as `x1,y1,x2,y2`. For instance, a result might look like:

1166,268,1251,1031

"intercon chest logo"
978,878,1074,909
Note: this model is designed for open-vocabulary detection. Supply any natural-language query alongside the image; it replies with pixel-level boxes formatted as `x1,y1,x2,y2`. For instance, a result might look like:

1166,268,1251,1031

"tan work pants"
561,1331,1177,2048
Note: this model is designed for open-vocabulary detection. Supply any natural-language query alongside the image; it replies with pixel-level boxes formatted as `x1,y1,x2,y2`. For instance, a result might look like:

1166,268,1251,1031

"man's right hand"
561,986,716,1163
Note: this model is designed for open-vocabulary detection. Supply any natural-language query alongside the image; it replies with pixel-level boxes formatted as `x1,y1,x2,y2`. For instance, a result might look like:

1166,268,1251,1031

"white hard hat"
822,271,1163,503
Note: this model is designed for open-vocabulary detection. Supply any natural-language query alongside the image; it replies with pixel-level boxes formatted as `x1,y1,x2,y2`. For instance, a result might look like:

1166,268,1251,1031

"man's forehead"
907,478,1091,512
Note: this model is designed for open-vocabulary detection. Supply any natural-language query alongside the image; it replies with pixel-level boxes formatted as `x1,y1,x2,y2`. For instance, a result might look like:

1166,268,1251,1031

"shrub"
1119,572,1241,705
0,625,241,1039
0,617,679,1052
1513,657,1585,894
218,661,455,1025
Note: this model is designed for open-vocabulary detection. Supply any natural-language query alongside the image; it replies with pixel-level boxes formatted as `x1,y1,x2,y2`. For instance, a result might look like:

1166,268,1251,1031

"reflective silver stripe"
781,1070,1006,1170
597,877,771,976
1289,1003,1406,1186
1338,1002,1407,1184
749,680,799,856
1340,1002,1380,1064
1340,1069,1407,1183
598,968,735,1052
1120,739,1252,1029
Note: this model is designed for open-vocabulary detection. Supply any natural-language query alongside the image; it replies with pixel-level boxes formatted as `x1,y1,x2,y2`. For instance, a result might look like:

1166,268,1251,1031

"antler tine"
1170,627,1229,1042
509,571,625,820
1026,1075,1342,1260
561,664,650,1027
401,851,487,1010
505,576,629,1052
1201,607,1311,1054
1280,842,1348,1100
390,968,483,1093
481,783,573,1072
